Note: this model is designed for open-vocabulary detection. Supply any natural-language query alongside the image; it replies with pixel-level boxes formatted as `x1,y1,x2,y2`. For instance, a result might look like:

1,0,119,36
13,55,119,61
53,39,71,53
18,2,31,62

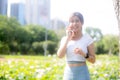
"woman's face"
67,16,82,36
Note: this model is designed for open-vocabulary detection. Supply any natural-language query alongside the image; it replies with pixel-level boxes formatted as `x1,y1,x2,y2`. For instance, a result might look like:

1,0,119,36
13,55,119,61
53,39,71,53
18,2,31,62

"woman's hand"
74,45,96,64
66,30,74,40
66,23,75,40
74,48,86,57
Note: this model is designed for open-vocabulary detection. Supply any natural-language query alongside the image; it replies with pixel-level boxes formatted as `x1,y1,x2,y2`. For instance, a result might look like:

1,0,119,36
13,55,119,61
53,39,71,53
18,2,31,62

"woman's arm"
86,43,96,63
57,38,69,58
57,27,74,58
74,43,95,64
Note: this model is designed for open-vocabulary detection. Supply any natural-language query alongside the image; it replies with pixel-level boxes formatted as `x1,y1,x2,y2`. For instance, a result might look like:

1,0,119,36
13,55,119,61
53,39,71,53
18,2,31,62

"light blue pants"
63,65,90,80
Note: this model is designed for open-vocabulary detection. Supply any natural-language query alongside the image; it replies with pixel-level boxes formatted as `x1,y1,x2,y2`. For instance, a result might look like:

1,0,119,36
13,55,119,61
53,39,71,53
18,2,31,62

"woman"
57,12,96,80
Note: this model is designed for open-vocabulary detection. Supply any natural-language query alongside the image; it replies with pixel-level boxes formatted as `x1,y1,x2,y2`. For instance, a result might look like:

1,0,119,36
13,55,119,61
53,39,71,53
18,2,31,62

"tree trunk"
118,18,120,61
112,0,120,61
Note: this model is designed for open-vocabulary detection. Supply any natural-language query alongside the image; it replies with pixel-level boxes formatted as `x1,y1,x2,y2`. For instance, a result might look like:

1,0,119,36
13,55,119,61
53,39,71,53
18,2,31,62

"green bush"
0,15,59,55
32,42,44,55
8,41,19,54
19,43,30,55
0,42,10,54
45,40,57,55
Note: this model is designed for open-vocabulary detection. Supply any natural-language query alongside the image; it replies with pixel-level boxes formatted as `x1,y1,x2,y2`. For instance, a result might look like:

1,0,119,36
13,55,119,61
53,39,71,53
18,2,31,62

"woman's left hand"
74,48,86,57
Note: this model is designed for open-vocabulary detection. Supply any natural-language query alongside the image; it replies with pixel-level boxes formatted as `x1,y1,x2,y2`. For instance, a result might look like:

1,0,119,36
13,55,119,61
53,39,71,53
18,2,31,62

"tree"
102,35,119,55
0,15,21,43
24,25,47,42
0,15,59,55
95,35,119,55
112,0,120,60
85,27,103,41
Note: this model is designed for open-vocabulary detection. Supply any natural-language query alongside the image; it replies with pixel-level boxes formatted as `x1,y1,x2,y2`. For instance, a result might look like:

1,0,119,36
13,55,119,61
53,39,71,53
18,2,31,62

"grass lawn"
0,54,119,80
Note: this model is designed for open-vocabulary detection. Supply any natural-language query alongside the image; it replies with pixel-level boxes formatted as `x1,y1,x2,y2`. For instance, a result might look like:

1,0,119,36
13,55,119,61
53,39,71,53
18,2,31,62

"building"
25,0,50,28
0,0,51,27
0,0,8,15
10,3,25,25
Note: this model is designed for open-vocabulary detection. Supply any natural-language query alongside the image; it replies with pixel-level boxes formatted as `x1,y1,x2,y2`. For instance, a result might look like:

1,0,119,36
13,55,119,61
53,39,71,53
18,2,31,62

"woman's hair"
69,12,84,24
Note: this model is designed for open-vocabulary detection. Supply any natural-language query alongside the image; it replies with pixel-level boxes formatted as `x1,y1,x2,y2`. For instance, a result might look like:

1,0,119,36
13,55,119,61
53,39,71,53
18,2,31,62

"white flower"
53,54,57,57
8,60,12,65
98,77,105,80
93,71,98,75
18,73,24,80
35,69,45,78
46,67,52,71
36,74,42,78
36,69,45,74
104,74,109,77
30,66,34,69
48,54,51,57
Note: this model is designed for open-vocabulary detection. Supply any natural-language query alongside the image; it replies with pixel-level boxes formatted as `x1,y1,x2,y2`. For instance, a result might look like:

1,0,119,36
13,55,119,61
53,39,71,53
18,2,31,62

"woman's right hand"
66,24,74,40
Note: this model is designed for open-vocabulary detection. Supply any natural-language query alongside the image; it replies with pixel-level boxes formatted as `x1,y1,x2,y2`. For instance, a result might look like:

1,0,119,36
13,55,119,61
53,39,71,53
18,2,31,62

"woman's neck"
71,32,83,40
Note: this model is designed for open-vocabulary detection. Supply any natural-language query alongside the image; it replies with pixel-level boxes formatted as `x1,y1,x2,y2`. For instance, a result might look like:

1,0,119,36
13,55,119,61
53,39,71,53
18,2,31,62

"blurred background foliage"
0,15,119,56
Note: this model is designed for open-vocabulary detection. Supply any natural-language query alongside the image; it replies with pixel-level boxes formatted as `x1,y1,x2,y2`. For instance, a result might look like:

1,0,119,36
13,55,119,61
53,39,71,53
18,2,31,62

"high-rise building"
25,0,50,28
10,3,25,25
0,0,8,15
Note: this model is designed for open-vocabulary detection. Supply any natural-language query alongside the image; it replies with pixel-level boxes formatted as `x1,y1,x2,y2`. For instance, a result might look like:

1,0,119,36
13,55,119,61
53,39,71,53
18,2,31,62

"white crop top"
60,34,94,62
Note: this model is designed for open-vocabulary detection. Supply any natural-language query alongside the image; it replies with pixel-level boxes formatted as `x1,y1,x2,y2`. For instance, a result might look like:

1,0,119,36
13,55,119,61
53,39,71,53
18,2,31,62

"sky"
9,0,118,35
51,0,118,35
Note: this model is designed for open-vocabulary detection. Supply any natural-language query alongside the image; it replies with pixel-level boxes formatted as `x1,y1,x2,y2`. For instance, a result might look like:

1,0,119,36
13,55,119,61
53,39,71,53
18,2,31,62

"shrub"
32,42,44,55
19,43,30,55
8,41,19,54
0,42,10,54
45,40,57,55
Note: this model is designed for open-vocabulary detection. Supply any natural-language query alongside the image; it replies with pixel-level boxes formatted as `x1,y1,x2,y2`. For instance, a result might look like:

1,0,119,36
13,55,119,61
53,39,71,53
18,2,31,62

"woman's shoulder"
60,36,67,41
83,33,92,39
83,33,94,45
82,33,94,42
61,36,67,39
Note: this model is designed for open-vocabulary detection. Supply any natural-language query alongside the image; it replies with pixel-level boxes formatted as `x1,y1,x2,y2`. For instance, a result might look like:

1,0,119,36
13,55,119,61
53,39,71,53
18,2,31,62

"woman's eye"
70,20,75,23
70,20,80,23
75,20,80,23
